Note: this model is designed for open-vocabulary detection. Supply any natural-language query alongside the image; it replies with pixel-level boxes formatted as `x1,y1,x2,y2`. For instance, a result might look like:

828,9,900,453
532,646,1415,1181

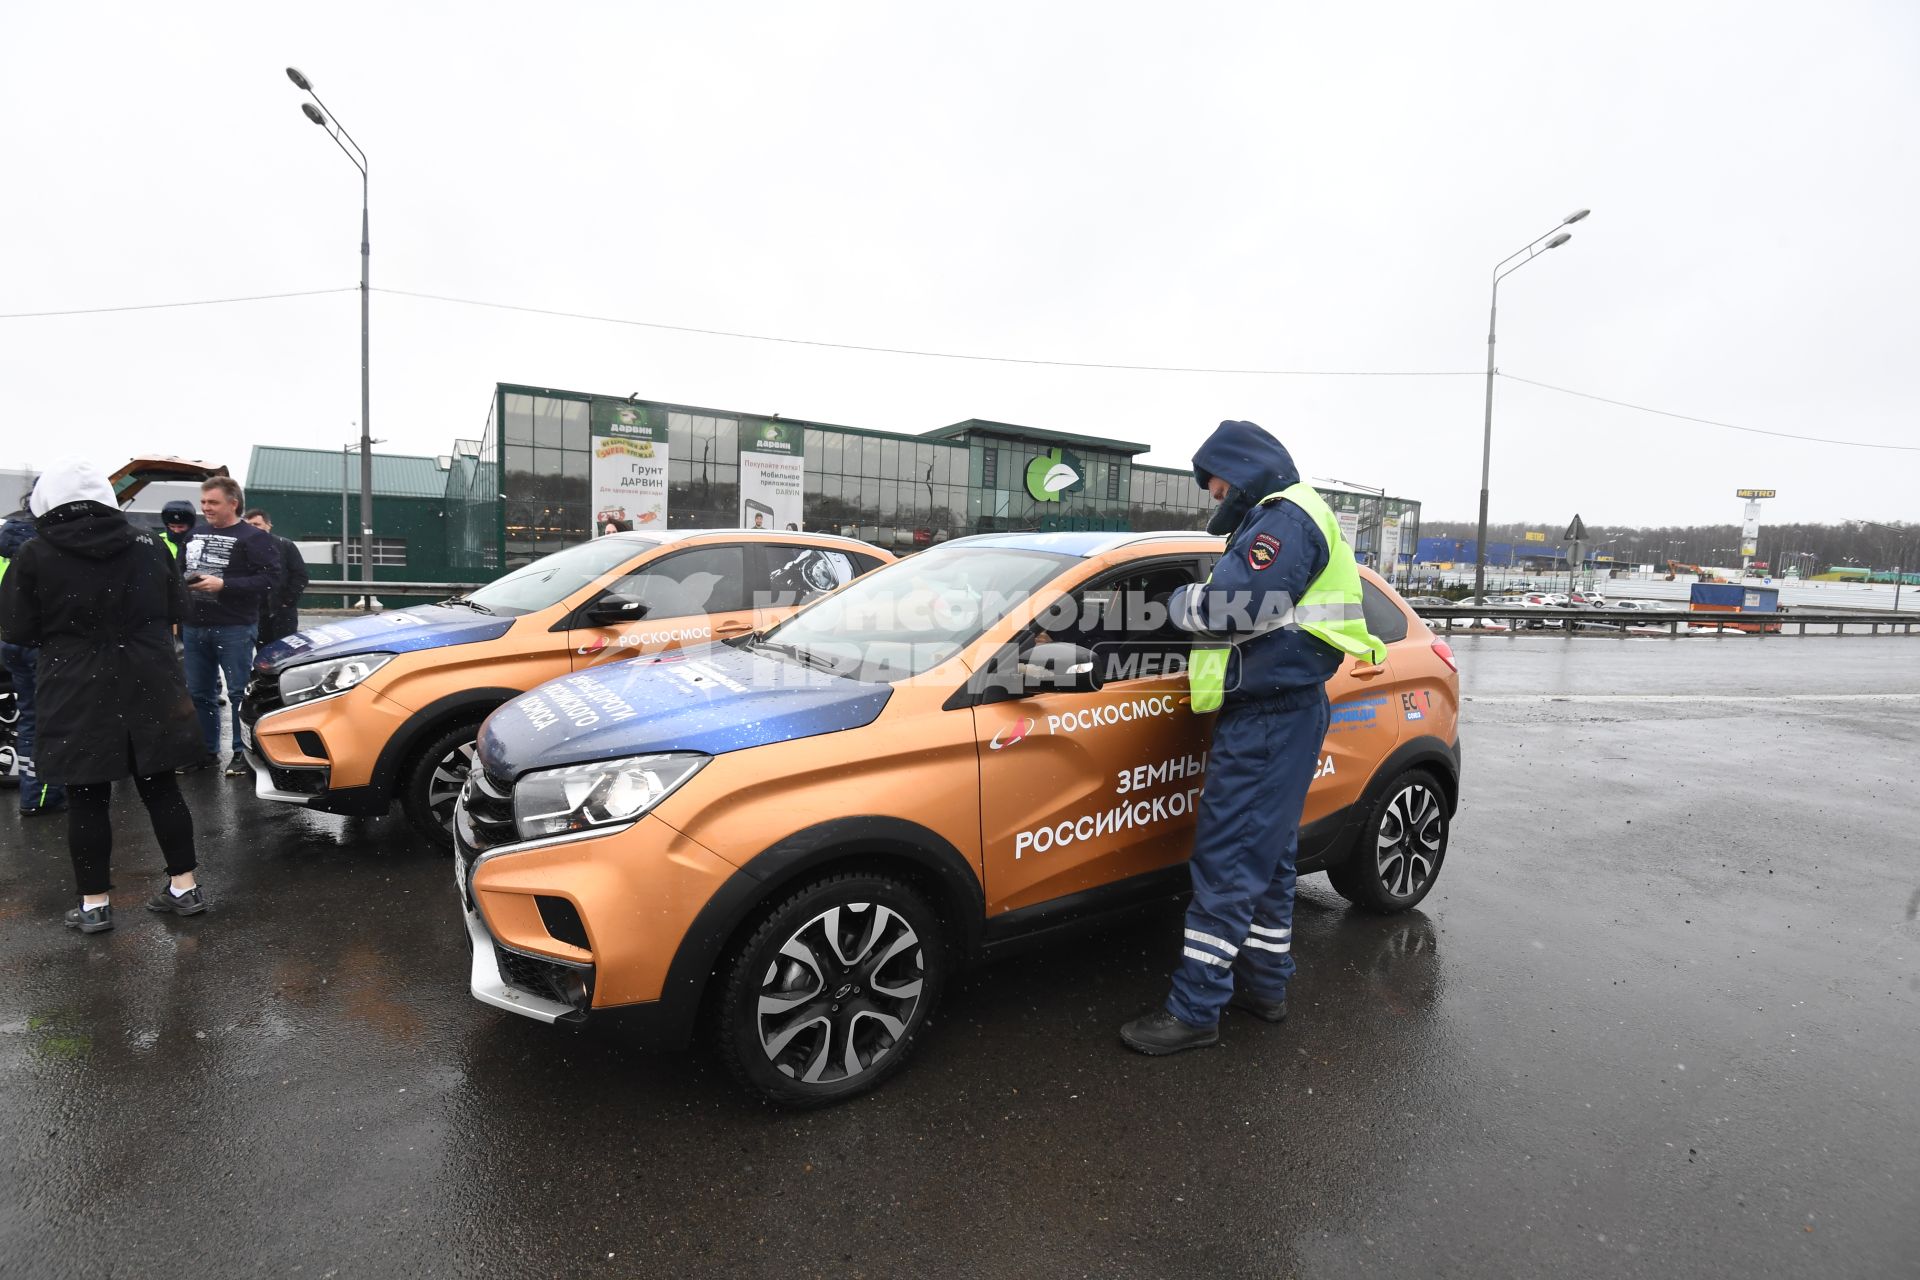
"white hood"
29,461,120,517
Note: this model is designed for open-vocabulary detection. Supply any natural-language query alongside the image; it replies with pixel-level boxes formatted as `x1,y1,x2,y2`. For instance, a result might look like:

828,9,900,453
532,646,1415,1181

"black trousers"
67,773,197,896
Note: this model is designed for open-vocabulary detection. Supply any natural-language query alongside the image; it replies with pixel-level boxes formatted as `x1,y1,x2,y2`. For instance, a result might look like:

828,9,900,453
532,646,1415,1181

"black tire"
400,720,485,849
714,872,946,1107
1327,768,1449,914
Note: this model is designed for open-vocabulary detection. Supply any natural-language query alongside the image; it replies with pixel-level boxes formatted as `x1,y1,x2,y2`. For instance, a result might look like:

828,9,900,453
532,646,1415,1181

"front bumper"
454,798,738,1027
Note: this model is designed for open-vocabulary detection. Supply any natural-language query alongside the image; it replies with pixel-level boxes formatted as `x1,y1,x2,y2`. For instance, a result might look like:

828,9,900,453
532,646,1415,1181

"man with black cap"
1120,420,1385,1055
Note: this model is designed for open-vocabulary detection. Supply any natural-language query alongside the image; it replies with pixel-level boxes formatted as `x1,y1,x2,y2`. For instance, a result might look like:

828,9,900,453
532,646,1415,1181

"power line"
5,281,1912,454
1499,373,1920,453
374,286,1479,378
0,286,357,320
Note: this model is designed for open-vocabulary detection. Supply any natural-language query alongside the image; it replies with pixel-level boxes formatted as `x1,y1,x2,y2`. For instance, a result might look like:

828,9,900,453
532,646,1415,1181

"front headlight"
511,753,708,841
279,653,395,706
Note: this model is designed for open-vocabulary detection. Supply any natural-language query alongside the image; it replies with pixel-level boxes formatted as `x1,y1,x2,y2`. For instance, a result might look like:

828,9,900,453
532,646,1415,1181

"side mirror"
583,594,650,627
1021,642,1104,694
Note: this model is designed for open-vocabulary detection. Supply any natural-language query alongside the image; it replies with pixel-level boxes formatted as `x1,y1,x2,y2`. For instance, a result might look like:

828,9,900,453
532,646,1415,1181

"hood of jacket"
30,461,120,517
35,502,139,560
0,511,35,560
1191,420,1302,501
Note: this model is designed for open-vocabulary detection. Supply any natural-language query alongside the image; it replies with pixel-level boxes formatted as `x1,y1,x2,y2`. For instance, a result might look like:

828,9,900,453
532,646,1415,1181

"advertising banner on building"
740,419,805,530
1380,514,1401,570
1335,510,1360,549
590,402,668,535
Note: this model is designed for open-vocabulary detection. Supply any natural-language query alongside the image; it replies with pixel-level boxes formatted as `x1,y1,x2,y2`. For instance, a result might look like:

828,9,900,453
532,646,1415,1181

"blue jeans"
183,624,256,756
1166,690,1331,1027
1,641,65,813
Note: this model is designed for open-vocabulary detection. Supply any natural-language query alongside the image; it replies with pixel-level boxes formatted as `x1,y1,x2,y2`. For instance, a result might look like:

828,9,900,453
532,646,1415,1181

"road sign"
1564,514,1587,542
1736,488,1776,499
1524,530,1546,543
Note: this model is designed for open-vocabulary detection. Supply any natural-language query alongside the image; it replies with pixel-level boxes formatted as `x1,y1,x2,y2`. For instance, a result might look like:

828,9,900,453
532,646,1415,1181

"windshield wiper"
756,639,836,672
442,596,494,614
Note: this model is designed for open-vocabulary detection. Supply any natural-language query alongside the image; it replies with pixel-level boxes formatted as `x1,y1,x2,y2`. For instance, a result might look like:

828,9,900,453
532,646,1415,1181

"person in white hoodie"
0,462,207,934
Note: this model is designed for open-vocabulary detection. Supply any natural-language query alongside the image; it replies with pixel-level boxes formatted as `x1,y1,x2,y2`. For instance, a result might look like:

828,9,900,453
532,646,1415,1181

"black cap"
161,500,197,523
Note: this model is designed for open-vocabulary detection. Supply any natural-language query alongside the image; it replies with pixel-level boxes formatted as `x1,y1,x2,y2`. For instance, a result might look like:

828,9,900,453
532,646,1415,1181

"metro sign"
1735,488,1777,499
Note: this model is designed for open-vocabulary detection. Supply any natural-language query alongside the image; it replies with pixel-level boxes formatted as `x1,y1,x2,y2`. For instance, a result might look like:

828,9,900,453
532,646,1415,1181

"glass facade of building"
445,384,1417,580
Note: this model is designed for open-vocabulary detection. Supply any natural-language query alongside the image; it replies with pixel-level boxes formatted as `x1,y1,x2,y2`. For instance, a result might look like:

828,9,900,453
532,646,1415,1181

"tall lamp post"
288,67,374,602
341,435,385,596
1473,209,1590,605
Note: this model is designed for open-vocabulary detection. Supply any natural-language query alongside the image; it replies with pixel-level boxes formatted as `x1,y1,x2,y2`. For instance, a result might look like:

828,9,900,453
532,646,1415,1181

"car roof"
939,530,1221,557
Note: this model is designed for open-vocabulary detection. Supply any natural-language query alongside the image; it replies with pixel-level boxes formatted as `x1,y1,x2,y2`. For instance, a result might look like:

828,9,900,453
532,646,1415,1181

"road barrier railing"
1415,605,1919,638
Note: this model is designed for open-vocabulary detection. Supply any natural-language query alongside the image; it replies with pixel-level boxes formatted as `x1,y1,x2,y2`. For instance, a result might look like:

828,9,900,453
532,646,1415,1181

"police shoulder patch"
1248,532,1281,570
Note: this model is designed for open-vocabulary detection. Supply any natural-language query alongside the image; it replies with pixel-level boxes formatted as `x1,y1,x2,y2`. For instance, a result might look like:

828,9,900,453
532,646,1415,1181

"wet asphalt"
2,635,1916,1279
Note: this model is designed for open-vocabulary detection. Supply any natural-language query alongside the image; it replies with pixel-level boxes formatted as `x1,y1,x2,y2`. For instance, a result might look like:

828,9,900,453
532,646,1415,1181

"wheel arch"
643,817,984,1051
369,686,521,804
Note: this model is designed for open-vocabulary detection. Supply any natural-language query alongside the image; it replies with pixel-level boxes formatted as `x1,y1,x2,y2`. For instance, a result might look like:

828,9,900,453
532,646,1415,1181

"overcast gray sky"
5,1,1916,526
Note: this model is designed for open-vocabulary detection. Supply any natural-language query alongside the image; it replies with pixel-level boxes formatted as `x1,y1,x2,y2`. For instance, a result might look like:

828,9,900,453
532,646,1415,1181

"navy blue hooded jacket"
1168,420,1343,705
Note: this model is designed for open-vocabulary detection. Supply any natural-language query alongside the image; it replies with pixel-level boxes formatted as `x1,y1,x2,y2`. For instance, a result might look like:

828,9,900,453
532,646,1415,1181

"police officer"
1121,420,1384,1054
159,500,196,566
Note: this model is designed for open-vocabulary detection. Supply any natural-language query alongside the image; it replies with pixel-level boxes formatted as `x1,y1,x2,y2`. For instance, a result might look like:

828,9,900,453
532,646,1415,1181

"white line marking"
1466,693,1920,704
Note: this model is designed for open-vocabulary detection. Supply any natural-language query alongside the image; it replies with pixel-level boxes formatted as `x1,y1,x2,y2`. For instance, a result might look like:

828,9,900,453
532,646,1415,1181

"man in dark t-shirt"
181,477,281,775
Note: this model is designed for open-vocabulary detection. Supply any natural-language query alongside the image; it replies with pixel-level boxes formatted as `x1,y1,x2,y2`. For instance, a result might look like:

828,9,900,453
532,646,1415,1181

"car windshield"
758,544,1077,682
464,538,656,616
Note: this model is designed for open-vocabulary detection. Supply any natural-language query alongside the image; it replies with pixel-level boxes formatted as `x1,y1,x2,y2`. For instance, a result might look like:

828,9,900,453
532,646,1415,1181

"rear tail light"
1431,639,1458,673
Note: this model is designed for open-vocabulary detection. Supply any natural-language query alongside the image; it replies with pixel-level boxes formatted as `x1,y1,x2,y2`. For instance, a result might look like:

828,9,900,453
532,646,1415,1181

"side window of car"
757,544,863,608
1037,558,1208,678
1360,580,1410,646
604,545,748,619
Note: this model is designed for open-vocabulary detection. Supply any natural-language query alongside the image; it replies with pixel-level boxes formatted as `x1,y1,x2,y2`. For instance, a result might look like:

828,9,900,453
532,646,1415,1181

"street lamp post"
1473,209,1589,605
288,67,374,602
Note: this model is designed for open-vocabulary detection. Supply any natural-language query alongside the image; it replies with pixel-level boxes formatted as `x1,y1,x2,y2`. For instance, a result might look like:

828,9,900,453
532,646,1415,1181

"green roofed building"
249,386,1421,591
443,384,1420,579
244,445,458,594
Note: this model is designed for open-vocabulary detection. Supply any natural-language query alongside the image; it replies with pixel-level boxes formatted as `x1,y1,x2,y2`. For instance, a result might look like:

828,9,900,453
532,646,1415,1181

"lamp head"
301,102,326,126
286,67,312,91
1545,232,1572,249
1562,209,1591,224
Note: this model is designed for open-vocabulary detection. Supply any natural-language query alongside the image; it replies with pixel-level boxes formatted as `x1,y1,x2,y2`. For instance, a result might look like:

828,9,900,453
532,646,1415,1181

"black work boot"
63,903,114,934
1230,989,1289,1023
1120,1009,1219,1055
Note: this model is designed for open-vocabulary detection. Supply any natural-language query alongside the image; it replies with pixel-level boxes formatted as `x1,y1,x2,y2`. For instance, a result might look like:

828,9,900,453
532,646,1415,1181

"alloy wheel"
427,739,477,832
1376,783,1444,900
755,903,925,1085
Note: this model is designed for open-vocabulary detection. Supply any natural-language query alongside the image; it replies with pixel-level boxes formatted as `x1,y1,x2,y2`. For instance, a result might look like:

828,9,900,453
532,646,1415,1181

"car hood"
478,642,893,780
255,604,514,673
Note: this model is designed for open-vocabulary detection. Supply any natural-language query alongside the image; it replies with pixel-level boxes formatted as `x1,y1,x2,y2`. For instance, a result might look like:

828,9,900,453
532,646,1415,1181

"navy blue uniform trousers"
1167,688,1330,1027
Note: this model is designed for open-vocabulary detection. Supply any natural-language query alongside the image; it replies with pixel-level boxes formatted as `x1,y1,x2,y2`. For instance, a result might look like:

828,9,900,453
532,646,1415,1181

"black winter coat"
0,501,203,783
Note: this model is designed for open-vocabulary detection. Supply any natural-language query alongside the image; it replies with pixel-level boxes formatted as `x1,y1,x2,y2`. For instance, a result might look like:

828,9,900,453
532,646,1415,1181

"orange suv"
240,531,890,844
455,530,1461,1103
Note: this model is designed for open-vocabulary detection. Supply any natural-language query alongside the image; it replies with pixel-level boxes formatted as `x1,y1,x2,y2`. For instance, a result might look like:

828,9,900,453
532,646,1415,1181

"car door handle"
714,621,754,637
1351,665,1386,679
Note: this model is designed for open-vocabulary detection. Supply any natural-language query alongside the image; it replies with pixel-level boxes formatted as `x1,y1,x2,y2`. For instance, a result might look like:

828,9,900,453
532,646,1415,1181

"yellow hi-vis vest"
1189,481,1387,714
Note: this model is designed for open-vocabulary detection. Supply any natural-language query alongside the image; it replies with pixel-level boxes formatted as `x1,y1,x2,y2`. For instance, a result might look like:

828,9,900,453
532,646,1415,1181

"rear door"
1306,579,1409,825
568,543,754,672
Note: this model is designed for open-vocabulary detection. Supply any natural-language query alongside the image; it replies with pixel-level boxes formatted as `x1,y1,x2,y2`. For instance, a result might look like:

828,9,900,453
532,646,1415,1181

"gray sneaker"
147,885,208,916
64,904,114,934
224,752,250,777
